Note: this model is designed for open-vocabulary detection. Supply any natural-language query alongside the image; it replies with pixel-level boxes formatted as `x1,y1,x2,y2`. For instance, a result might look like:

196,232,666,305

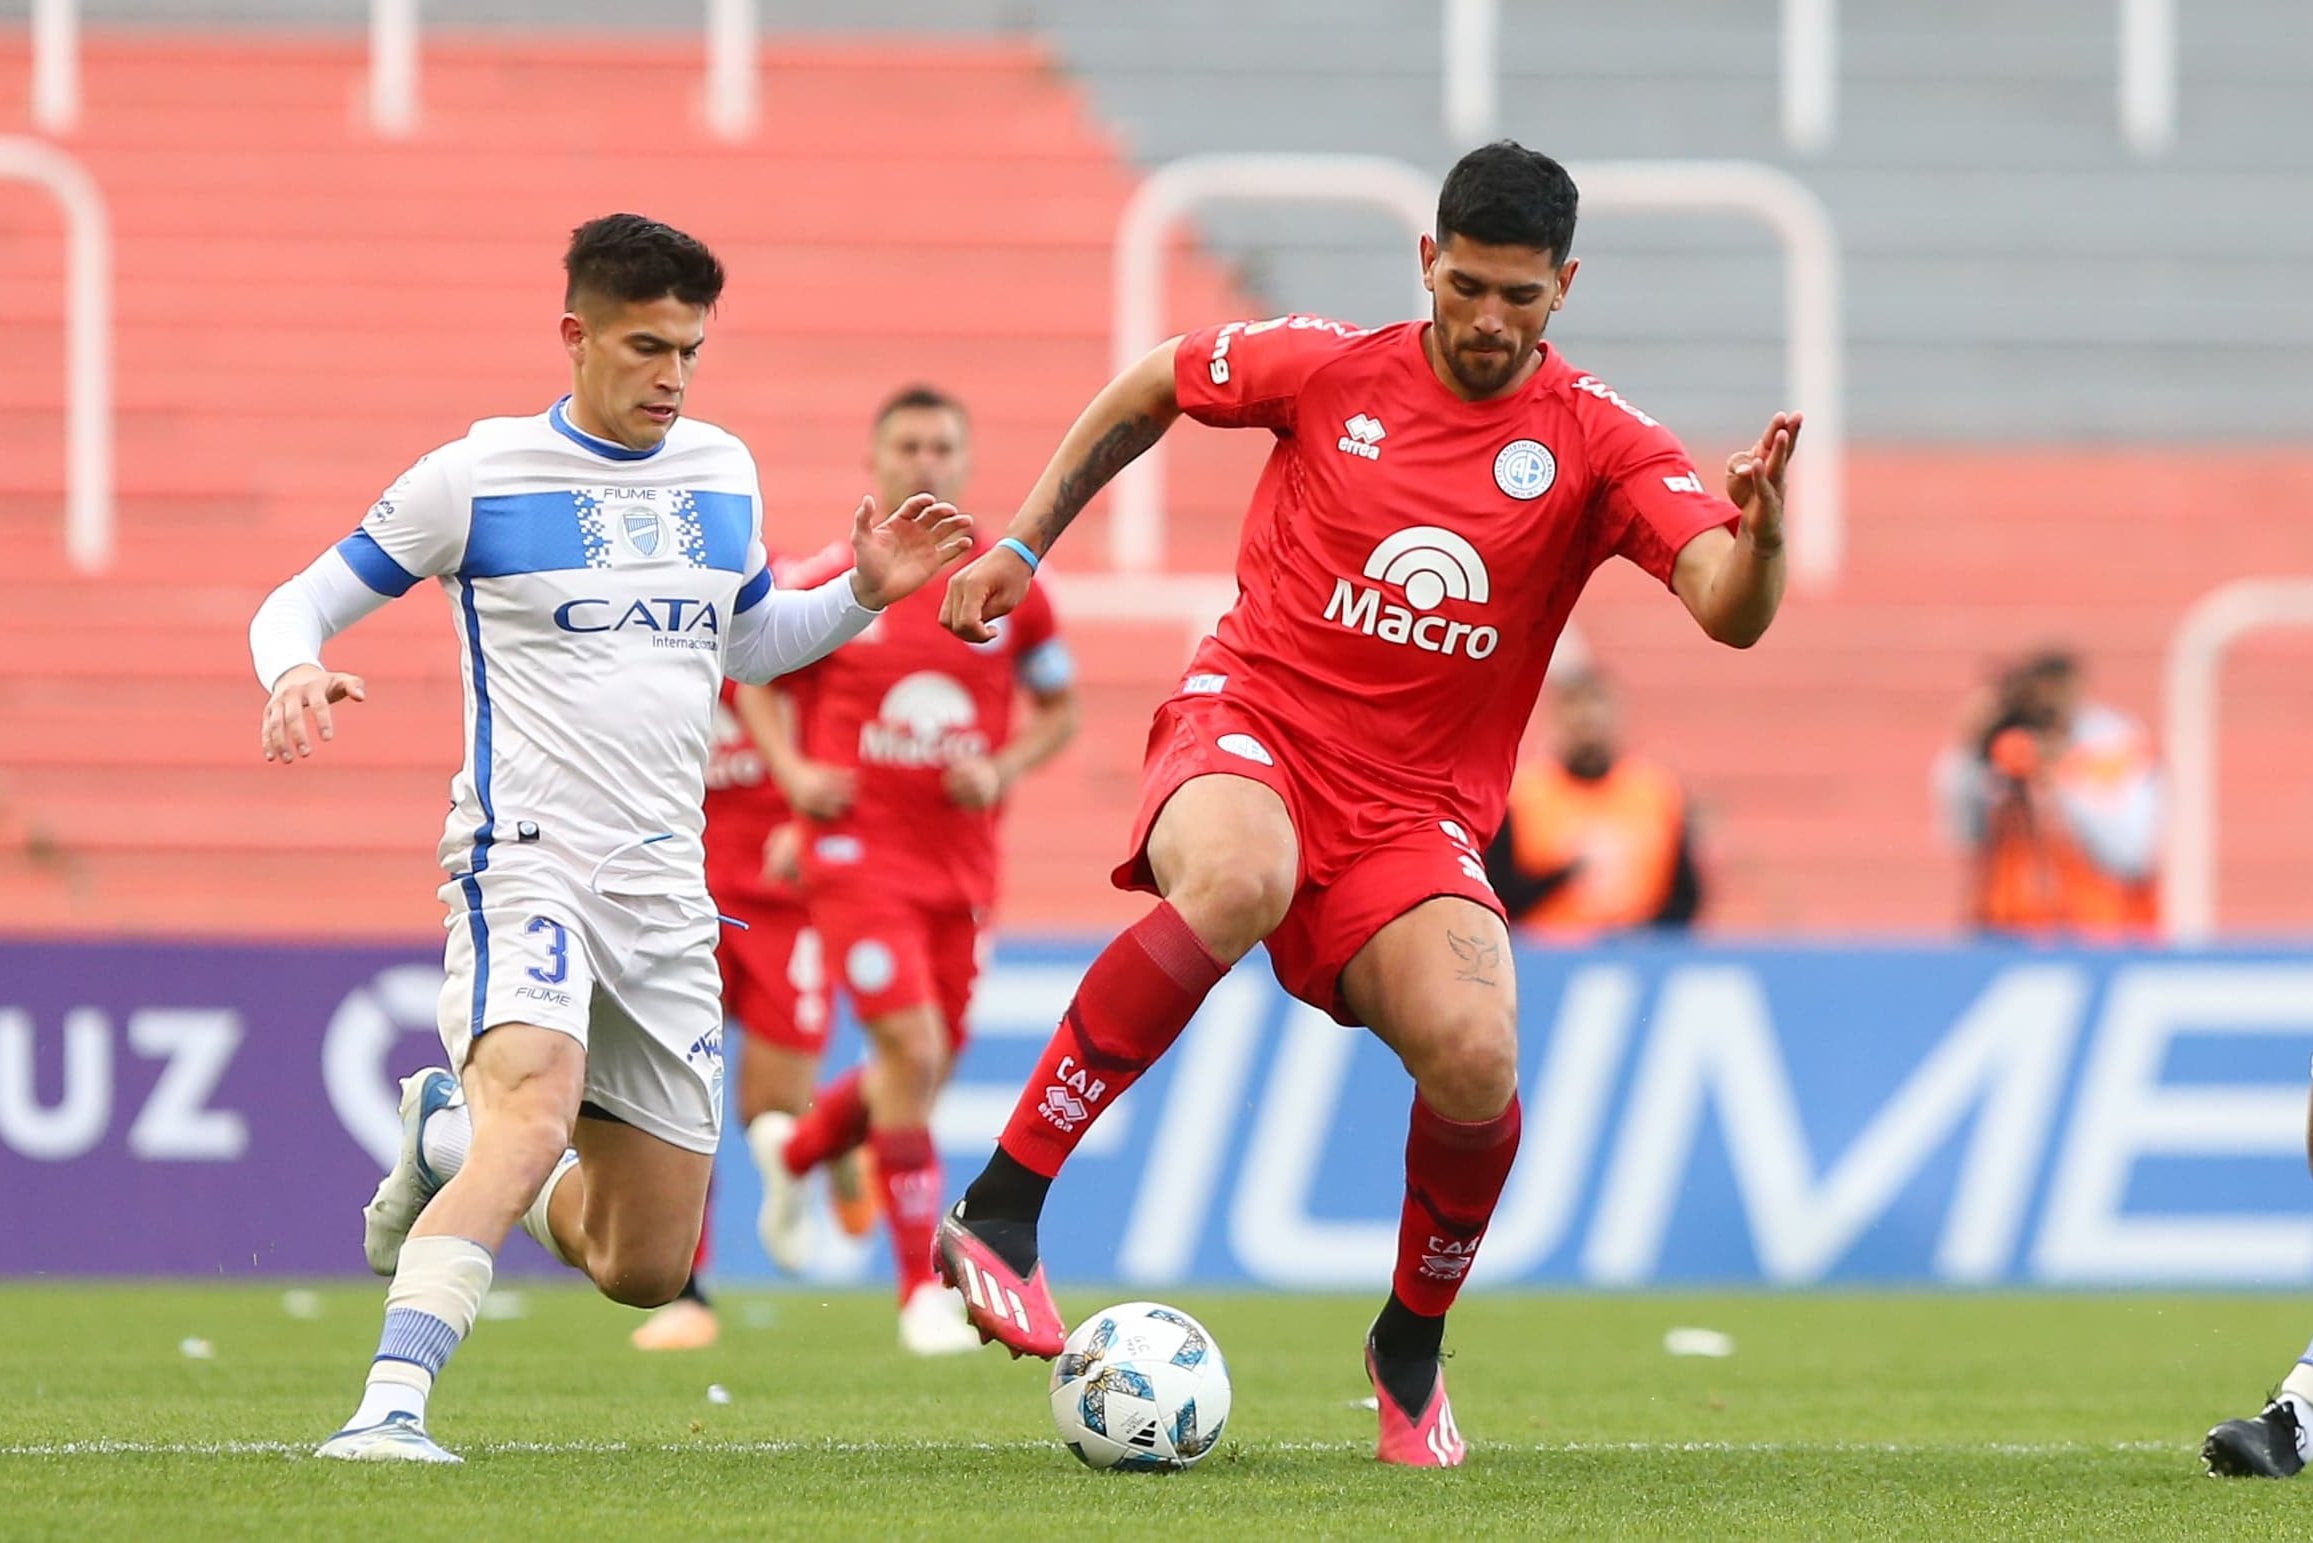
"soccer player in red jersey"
762,387,1079,1355
933,142,1800,1465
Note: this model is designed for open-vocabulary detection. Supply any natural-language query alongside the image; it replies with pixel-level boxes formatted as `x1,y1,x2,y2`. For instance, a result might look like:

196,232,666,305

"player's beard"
1449,339,1523,397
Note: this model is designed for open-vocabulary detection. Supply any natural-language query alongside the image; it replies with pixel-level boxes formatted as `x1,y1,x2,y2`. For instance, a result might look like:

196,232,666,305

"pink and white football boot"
1365,1335,1468,1467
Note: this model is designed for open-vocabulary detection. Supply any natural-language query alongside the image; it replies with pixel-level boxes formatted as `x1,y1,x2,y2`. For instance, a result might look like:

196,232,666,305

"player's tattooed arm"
1447,929,1502,987
946,340,1181,644
1027,412,1165,549
1006,337,1183,558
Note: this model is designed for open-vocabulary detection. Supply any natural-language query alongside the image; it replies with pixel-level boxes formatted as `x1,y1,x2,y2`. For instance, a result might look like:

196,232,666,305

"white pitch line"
0,1439,2187,1458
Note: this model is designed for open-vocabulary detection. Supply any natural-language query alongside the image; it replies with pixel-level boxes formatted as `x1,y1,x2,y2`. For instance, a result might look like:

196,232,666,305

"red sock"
996,902,1228,1178
783,1068,869,1177
1392,1093,1523,1317
871,1126,940,1299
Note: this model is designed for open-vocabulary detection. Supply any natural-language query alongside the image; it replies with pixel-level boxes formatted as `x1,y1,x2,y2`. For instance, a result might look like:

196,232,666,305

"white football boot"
898,1282,984,1357
746,1111,813,1274
315,1411,461,1464
361,1068,461,1276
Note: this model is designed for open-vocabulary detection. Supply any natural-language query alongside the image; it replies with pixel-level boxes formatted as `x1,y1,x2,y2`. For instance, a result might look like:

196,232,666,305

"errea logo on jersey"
1337,413,1386,461
859,670,989,768
1321,527,1500,660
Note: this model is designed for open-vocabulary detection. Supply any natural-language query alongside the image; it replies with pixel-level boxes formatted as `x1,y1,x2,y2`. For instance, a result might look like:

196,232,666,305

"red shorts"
714,891,830,1054
810,885,983,1053
1113,693,1505,1026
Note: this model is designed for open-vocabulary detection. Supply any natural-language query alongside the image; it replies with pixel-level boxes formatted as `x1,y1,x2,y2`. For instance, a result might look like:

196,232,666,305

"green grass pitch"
5,1283,2310,1538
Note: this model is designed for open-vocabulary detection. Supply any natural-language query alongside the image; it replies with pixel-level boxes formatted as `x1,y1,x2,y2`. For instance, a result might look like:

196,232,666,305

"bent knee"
591,1251,693,1309
1169,862,1295,955
1412,1014,1520,1121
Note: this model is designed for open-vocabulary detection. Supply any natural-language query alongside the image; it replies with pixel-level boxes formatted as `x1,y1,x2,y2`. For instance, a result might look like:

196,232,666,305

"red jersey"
703,677,792,906
702,544,852,905
793,541,1068,912
1173,316,1740,842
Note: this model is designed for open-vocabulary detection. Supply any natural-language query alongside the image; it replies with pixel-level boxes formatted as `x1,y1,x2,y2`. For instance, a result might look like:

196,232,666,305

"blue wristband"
996,536,1042,574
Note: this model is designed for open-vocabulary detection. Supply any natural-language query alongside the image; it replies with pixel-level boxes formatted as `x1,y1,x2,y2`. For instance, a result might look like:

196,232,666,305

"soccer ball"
1048,1301,1231,1471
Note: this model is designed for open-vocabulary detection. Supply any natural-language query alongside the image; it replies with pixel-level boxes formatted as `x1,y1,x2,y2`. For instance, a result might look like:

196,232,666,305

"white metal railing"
1111,153,1846,586
1441,0,1498,147
1046,572,1240,657
1781,0,1837,155
1774,0,2174,156
703,0,758,141
0,137,113,575
368,0,419,138
31,0,76,134
2117,0,2177,155
2161,578,2313,943
365,0,757,140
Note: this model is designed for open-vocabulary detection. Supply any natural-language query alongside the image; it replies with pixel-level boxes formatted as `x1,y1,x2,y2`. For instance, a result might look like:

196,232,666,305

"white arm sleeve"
723,572,879,685
248,549,394,690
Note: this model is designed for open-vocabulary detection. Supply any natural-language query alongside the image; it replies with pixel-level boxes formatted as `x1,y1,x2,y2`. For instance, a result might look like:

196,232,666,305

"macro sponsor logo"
1321,527,1498,660
858,671,988,768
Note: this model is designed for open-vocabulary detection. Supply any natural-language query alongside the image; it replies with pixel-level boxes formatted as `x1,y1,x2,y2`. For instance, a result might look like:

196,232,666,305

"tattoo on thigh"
1447,929,1501,986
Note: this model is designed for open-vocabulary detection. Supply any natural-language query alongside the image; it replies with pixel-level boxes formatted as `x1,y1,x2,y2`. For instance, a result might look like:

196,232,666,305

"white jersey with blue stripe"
338,400,774,897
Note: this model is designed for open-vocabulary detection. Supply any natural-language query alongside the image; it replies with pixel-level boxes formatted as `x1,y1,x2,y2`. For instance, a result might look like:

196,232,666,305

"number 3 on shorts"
526,916,570,984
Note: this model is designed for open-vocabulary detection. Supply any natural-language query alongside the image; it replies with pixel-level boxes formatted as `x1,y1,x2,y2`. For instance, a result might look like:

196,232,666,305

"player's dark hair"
563,214,725,312
1436,141,1579,263
873,383,970,430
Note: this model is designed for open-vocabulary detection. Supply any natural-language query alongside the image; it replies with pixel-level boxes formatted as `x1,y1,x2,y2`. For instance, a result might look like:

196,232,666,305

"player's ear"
559,311,587,362
1419,233,1440,293
1552,258,1580,310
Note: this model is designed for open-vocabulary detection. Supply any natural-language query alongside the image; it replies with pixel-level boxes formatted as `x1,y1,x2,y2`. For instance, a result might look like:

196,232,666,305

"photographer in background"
1935,649,2163,938
1486,670,1703,939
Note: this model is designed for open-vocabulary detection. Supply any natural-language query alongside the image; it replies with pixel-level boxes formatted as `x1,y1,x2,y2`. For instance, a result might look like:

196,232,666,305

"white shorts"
435,861,725,1155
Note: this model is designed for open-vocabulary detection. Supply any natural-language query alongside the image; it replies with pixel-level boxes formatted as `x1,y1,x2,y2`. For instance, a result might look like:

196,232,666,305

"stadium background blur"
3,3,2311,1294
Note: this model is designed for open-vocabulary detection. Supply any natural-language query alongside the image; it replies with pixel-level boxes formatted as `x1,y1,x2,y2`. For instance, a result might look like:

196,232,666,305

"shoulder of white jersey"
665,414,743,448
663,415,755,465
464,411,552,443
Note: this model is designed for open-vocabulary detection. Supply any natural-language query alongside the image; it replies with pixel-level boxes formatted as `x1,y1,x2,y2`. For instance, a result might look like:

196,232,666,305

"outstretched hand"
1725,410,1803,553
847,493,973,611
260,664,368,764
940,541,1036,644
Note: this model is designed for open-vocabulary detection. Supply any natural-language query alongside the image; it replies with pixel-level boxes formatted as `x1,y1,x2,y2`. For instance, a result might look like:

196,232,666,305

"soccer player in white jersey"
247,215,969,1463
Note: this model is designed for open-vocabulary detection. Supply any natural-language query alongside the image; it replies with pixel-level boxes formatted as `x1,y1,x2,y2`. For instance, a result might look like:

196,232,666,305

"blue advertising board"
5,938,2311,1287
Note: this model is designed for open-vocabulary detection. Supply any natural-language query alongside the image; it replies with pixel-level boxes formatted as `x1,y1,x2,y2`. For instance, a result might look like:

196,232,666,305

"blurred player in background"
1485,669,1703,935
933,143,1798,1466
628,672,831,1352
1935,648,2162,937
749,387,1079,1355
247,215,968,1460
